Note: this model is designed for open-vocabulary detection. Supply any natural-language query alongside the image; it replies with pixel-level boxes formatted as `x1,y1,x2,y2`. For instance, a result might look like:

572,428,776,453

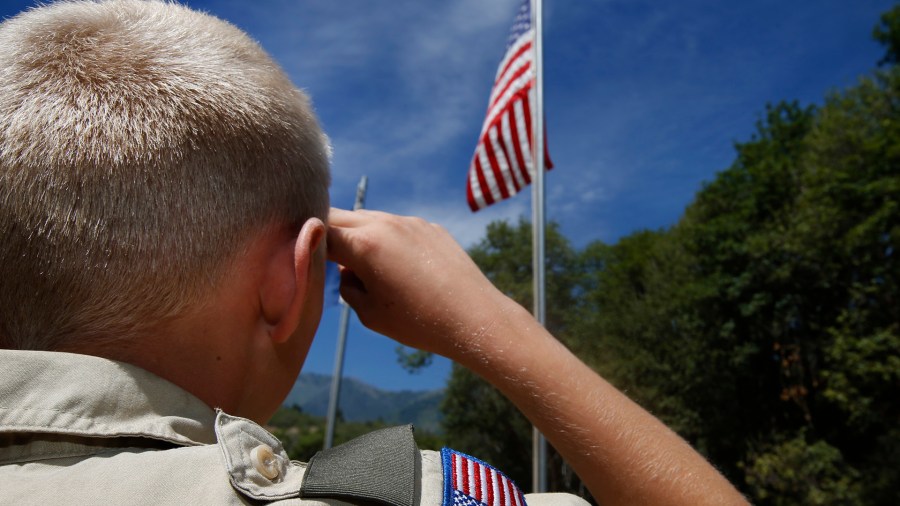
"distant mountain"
282,373,444,433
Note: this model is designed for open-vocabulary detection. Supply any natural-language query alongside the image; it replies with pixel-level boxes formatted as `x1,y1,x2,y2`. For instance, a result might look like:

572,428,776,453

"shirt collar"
0,350,217,446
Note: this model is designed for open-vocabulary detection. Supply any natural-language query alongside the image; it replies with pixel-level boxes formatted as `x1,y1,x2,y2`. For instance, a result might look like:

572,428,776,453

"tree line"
439,6,899,504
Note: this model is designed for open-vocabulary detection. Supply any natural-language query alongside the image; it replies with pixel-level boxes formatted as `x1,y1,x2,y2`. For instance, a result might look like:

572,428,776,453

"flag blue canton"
506,0,531,49
452,490,483,506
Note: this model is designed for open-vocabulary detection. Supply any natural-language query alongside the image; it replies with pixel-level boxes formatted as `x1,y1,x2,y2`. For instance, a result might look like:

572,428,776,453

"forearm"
456,297,748,506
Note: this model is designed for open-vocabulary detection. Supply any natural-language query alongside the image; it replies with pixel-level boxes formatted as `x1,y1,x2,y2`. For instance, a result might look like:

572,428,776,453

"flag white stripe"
488,44,533,108
512,98,533,176
468,162,488,210
477,146,503,203
488,126,517,196
493,29,533,82
482,65,533,136
500,111,526,189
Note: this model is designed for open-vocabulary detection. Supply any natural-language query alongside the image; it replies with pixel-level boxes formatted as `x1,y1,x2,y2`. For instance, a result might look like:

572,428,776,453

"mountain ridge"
283,372,444,433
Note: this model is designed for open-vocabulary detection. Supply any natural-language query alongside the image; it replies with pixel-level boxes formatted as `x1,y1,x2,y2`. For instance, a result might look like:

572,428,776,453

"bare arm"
326,208,747,505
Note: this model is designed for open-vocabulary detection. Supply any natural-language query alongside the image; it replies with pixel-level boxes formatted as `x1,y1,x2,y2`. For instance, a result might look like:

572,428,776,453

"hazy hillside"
283,373,444,433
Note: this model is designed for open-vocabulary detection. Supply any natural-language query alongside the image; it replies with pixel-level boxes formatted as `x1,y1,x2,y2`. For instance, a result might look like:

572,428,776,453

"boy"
0,1,745,504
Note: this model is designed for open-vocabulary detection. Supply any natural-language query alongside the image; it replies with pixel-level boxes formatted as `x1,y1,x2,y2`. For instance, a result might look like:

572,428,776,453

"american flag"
442,448,528,506
467,0,552,212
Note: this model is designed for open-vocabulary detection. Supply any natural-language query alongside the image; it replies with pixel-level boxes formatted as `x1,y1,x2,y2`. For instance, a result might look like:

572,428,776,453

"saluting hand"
326,208,515,364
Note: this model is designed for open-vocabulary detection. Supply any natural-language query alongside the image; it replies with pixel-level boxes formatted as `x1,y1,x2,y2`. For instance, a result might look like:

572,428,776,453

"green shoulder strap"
300,424,417,506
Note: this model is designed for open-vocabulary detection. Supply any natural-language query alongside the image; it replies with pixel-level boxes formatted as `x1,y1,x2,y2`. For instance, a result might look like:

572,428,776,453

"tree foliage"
874,4,900,66
269,405,445,463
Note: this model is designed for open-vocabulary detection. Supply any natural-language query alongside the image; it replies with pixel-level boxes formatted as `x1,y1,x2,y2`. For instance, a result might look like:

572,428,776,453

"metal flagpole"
530,0,548,494
323,175,368,450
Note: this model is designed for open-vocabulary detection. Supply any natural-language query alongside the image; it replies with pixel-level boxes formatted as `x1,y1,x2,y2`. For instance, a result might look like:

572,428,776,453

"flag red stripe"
491,126,519,194
484,66,532,136
473,156,495,208
494,128,522,193
520,90,534,166
510,98,531,185
478,148,503,202
483,138,511,200
500,113,525,190
490,59,532,112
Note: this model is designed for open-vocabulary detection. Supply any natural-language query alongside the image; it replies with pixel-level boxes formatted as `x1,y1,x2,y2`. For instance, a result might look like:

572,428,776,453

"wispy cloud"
216,0,519,191
402,196,530,249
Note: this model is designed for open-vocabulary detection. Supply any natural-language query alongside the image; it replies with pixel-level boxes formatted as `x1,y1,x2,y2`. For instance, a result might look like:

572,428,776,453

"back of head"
0,0,331,351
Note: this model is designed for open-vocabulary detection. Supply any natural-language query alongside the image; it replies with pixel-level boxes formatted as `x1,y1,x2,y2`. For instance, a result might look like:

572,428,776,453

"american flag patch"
441,448,527,506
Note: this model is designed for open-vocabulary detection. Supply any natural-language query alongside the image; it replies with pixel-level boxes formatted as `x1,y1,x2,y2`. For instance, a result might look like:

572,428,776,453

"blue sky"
1,0,894,392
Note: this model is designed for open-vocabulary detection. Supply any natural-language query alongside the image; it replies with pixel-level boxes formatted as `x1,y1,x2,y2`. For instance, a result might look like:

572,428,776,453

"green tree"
572,31,899,501
741,430,863,505
270,406,446,462
873,4,900,66
791,63,900,504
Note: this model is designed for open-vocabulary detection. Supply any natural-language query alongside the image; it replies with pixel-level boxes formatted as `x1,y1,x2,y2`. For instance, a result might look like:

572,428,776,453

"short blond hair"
0,0,331,350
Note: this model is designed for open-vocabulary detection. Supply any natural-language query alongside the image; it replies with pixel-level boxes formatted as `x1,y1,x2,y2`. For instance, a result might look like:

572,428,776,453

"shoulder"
2,410,587,505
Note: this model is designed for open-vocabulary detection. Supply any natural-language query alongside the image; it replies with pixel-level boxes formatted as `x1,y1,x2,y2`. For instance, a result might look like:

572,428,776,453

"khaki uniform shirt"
0,350,587,506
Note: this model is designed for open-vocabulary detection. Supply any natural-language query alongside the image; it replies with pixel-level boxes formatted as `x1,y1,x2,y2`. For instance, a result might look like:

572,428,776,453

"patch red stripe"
485,468,495,506
473,461,483,503
452,454,459,492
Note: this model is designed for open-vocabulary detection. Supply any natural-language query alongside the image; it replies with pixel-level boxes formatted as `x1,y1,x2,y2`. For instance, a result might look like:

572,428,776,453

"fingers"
327,208,431,267
325,223,355,267
327,208,386,266
329,207,393,227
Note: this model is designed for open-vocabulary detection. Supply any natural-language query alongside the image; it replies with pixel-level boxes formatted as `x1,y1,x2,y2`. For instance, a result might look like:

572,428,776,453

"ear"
259,218,326,344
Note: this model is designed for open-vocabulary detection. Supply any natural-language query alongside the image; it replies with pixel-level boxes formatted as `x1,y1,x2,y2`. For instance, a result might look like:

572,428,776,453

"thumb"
337,265,368,310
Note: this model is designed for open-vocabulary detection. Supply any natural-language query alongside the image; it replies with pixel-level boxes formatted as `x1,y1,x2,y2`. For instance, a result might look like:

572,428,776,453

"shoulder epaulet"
302,425,417,506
